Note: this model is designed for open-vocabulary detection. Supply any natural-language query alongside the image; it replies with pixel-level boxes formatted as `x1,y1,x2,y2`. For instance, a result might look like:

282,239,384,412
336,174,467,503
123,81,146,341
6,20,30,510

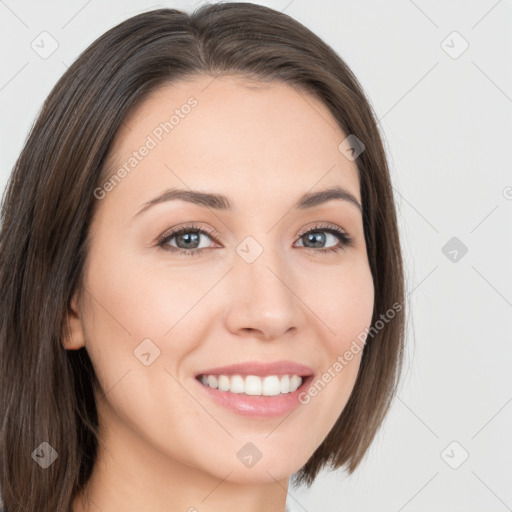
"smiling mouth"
195,373,310,396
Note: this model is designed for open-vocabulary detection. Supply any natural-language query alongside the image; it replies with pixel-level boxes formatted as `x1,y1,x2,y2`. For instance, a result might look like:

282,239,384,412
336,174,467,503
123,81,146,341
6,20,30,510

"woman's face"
71,74,374,485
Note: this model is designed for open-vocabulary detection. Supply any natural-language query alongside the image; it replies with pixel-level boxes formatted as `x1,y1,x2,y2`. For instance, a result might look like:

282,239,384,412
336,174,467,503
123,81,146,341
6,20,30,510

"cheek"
79,246,208,460
305,258,375,346
301,262,374,404
83,243,191,342
80,239,224,401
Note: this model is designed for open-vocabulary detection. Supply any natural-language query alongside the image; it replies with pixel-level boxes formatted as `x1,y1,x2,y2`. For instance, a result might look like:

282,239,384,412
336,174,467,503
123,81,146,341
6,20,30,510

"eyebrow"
133,185,362,219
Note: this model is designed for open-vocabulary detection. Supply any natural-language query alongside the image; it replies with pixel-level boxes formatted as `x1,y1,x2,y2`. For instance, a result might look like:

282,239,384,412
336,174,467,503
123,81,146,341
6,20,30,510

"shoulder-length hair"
0,3,405,510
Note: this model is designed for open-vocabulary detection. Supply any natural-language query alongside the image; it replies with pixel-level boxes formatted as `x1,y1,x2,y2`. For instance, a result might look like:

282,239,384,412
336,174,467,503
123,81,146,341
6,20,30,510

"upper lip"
195,360,314,378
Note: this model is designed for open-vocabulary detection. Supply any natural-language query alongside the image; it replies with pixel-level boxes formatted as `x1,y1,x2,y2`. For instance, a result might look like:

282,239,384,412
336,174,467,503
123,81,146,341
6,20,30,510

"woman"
0,3,405,511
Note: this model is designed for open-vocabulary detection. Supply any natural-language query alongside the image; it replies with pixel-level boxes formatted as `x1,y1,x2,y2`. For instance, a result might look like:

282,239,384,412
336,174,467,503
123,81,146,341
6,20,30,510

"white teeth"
245,375,262,395
262,376,281,396
279,375,290,394
230,375,245,393
217,375,230,391
290,375,302,392
199,374,304,395
207,375,218,389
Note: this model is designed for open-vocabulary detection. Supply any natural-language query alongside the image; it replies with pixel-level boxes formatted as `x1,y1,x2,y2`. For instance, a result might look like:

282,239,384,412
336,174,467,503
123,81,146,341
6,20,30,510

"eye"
295,223,353,253
156,222,353,256
157,223,218,257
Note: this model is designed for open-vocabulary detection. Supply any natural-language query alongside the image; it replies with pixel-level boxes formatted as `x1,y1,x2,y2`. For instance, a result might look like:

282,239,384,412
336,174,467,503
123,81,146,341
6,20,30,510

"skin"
65,74,375,512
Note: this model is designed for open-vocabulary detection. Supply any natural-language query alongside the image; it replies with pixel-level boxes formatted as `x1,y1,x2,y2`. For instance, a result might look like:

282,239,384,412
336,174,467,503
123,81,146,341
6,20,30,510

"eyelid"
156,223,223,246
296,222,349,239
295,222,353,249
156,221,353,254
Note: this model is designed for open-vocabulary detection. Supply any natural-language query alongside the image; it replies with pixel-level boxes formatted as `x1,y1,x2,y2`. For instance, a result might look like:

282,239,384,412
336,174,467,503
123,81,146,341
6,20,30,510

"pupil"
306,232,325,248
178,232,200,249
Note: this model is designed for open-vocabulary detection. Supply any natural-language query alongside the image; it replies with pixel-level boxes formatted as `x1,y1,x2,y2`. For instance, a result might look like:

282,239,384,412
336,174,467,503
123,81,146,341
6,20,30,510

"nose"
223,238,303,341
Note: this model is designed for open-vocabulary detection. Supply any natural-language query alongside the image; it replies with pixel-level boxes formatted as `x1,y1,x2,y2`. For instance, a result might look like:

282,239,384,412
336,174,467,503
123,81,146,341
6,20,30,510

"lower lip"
195,375,314,418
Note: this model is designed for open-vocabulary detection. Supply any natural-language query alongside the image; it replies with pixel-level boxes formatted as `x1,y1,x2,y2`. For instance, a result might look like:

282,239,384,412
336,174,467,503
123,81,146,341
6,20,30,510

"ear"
62,288,86,350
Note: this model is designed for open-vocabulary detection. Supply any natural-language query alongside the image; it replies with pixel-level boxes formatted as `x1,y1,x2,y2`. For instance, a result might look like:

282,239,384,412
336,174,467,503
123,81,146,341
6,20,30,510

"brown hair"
0,3,405,510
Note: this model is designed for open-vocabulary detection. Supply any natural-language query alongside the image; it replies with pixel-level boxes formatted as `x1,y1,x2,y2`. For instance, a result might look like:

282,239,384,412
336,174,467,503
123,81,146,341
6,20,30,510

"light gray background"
1,1,511,511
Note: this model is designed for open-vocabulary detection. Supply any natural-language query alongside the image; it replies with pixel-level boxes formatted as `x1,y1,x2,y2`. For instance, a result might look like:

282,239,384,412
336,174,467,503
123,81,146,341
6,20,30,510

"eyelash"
156,223,353,257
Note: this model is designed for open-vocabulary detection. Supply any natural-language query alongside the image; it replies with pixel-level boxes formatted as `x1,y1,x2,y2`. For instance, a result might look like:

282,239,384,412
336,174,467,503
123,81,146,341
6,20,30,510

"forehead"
101,74,361,212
